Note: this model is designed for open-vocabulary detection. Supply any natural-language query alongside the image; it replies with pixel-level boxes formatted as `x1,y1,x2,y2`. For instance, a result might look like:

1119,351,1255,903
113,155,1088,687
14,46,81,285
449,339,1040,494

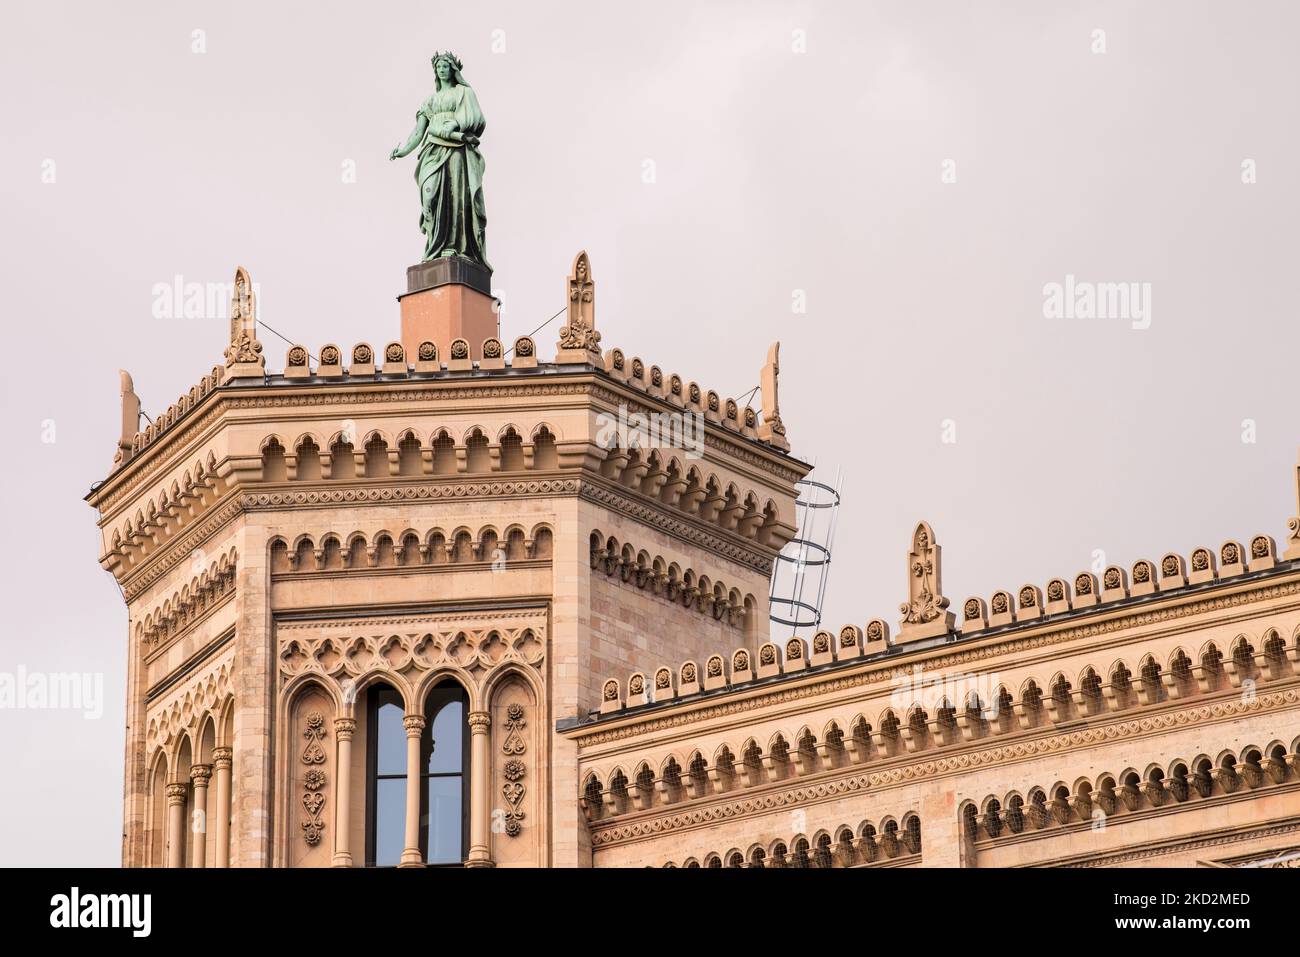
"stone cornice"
565,569,1300,747
580,481,774,575
238,474,774,576
142,579,236,664
974,779,1300,854
583,385,806,487
587,685,1300,849
243,477,579,511
1060,820,1300,868
275,605,550,632
92,371,801,514
272,558,551,582
121,495,245,601
92,379,597,515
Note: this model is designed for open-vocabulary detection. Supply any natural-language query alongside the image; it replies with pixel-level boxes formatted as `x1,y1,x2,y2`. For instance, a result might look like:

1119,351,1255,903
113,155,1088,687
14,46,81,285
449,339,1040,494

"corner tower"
88,256,807,868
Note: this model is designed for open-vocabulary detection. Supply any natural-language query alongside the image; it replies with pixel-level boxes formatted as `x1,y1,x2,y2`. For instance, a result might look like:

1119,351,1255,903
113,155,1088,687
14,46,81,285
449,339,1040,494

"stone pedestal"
399,257,497,362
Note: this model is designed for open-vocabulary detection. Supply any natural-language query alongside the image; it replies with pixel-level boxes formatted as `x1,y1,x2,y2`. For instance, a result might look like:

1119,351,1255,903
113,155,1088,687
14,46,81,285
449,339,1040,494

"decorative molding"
501,703,527,837
1063,821,1300,868
589,530,759,629
145,648,235,756
245,479,578,511
581,483,773,574
276,608,549,700
276,607,548,632
137,547,238,649
300,711,327,846
121,496,244,600
585,687,1300,848
570,577,1300,745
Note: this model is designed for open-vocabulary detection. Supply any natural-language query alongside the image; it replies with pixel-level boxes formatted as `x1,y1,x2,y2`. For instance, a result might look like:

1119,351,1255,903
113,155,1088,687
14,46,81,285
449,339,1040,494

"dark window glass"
421,685,469,865
367,686,407,867
375,695,406,775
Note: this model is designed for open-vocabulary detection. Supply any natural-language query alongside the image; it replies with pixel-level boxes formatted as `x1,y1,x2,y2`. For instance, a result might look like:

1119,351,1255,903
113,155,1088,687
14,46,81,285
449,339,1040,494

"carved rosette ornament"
300,711,328,846
898,522,954,640
557,250,602,359
501,704,527,837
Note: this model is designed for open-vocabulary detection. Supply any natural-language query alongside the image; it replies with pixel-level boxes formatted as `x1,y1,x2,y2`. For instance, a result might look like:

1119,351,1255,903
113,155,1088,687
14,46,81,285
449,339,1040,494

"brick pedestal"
398,257,498,361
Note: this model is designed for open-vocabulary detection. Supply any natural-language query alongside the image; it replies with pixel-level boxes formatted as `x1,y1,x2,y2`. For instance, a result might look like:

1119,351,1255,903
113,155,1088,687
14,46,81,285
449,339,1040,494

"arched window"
422,684,469,865
366,685,408,867
365,682,471,867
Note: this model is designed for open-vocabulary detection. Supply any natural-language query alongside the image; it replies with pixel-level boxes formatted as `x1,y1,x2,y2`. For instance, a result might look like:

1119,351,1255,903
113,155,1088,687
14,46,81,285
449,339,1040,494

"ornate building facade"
89,256,1300,868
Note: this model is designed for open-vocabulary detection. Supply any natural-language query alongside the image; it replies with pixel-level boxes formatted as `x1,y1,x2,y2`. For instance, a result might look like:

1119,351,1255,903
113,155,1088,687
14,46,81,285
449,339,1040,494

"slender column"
332,718,357,867
398,715,426,867
211,748,232,868
165,783,188,868
466,711,493,867
189,765,212,868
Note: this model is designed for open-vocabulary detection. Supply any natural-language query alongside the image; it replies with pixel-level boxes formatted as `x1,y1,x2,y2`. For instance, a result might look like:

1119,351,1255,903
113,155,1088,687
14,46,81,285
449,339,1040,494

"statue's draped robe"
414,84,489,266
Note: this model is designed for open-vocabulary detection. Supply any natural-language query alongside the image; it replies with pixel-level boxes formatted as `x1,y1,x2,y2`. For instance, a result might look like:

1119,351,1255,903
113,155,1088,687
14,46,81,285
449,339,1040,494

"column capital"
403,714,426,736
190,764,213,786
334,717,358,739
468,710,491,734
212,747,233,770
165,782,189,805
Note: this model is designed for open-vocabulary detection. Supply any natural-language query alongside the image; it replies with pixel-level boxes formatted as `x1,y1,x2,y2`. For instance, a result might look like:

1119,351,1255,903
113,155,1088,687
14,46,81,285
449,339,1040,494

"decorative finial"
114,370,140,467
224,265,265,379
556,250,602,364
897,521,955,642
757,341,789,450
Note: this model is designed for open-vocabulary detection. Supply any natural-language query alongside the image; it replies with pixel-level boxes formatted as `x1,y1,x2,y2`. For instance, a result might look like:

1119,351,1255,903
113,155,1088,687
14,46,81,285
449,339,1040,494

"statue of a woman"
389,52,490,268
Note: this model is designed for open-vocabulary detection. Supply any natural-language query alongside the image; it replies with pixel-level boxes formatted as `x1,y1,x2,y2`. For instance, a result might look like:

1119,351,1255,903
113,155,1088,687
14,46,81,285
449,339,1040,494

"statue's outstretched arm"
389,114,429,161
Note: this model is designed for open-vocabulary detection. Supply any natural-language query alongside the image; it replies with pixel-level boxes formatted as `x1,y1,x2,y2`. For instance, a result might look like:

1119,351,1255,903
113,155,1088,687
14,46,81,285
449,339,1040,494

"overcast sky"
1,1,1297,865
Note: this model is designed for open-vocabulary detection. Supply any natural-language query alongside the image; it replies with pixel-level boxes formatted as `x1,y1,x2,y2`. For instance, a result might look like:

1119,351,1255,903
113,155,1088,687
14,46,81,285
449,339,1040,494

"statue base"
398,257,497,362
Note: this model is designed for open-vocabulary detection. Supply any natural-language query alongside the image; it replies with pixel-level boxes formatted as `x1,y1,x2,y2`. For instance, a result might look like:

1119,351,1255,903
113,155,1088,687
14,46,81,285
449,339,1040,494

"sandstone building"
88,256,1300,868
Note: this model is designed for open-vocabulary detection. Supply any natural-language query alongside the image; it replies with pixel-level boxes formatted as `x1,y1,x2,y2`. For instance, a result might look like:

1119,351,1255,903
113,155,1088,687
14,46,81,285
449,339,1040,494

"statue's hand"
389,146,401,161
463,134,480,147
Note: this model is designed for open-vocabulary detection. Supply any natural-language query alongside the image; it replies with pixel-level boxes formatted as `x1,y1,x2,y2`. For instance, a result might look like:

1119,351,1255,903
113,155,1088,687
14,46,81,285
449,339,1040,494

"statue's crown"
430,50,464,71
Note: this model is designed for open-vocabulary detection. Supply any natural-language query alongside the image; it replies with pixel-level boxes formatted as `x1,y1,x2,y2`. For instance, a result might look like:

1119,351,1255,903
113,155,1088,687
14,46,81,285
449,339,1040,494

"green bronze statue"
390,52,490,268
